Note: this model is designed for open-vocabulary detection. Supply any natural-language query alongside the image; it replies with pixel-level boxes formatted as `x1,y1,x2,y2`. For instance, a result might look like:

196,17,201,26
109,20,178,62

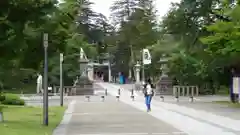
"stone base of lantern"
134,82,142,91
156,75,173,95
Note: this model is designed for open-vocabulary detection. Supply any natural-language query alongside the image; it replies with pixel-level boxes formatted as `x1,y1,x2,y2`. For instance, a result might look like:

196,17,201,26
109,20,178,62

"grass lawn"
213,101,240,108
0,105,66,135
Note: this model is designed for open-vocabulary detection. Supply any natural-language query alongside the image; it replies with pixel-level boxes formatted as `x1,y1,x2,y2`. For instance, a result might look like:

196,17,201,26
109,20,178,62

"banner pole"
142,49,145,82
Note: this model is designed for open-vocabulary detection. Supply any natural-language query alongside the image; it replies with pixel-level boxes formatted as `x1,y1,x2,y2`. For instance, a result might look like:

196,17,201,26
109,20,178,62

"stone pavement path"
97,82,240,135
64,96,186,135
53,83,240,135
118,84,240,120
165,101,240,120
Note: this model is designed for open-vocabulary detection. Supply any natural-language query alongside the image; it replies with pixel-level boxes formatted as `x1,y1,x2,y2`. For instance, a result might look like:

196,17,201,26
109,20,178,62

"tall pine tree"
110,0,158,79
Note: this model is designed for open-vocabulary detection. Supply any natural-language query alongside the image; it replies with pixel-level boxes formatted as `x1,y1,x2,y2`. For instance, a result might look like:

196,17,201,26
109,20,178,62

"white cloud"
90,0,181,20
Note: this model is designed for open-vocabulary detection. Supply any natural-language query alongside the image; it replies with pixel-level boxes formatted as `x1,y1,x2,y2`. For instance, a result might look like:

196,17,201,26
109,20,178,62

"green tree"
110,0,159,79
0,0,100,90
156,0,238,94
0,0,58,89
201,0,240,78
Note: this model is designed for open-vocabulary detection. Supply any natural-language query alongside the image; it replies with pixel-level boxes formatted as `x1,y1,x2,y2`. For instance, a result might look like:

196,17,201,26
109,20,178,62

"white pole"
108,60,111,82
141,49,145,82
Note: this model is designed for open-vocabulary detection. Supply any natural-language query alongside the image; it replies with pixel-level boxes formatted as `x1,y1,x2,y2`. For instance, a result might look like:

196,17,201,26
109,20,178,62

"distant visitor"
143,79,154,112
36,73,43,93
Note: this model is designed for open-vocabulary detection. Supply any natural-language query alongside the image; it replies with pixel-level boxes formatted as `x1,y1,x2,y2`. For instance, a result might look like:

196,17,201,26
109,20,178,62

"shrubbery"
0,93,25,106
0,94,4,112
0,94,5,101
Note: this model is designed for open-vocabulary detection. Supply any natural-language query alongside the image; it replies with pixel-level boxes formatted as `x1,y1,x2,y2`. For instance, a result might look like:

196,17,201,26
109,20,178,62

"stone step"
75,89,94,95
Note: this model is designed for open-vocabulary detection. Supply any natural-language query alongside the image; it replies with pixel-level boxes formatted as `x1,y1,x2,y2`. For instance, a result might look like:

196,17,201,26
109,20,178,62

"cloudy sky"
90,0,181,20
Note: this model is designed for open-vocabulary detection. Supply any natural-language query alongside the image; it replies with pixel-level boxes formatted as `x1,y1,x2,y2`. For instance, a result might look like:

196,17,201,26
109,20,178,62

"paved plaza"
24,82,240,135
91,83,240,135
64,96,185,135
117,84,240,120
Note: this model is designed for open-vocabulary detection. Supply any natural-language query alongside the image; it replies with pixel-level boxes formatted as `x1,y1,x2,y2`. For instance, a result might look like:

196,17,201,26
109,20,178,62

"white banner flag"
142,48,151,65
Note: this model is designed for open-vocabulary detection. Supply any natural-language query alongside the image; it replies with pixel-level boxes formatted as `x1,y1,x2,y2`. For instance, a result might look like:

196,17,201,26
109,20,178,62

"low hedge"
0,94,25,106
0,94,5,101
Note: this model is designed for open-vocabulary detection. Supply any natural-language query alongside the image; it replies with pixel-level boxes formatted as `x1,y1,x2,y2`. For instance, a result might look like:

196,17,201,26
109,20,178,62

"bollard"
189,96,194,103
85,95,90,102
160,96,164,102
131,89,134,96
101,95,105,102
175,96,179,102
118,89,121,96
116,95,120,101
131,95,135,101
130,89,134,101
105,89,108,96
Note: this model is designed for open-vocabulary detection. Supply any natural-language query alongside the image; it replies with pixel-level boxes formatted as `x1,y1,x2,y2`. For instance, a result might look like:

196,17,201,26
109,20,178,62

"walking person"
143,79,154,112
36,73,43,94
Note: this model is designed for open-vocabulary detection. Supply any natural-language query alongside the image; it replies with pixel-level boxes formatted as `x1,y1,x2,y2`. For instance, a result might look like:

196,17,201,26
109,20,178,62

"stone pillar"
134,61,141,90
136,68,140,83
135,62,141,83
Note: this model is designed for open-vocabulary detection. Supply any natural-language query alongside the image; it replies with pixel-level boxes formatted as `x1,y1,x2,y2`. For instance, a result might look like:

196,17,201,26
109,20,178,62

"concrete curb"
52,100,76,135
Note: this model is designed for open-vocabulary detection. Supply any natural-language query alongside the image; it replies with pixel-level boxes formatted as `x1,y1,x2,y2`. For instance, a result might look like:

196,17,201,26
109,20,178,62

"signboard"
142,49,151,65
232,77,240,94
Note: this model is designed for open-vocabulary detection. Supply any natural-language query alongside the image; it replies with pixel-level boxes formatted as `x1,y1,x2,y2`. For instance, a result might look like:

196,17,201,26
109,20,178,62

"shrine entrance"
94,65,109,82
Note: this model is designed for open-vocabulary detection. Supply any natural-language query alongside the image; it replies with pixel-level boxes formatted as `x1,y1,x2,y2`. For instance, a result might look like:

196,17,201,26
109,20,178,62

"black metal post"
118,89,121,95
43,33,49,126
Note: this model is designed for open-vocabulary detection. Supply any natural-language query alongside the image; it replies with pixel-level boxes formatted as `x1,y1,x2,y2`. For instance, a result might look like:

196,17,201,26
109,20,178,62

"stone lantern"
156,54,173,95
74,48,93,95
